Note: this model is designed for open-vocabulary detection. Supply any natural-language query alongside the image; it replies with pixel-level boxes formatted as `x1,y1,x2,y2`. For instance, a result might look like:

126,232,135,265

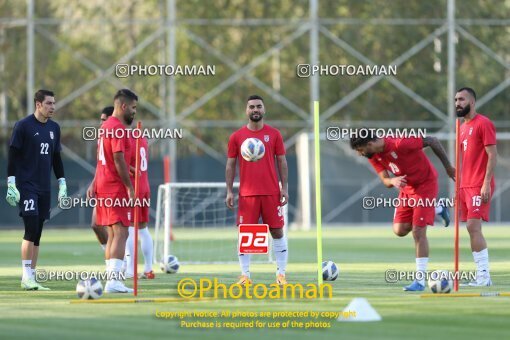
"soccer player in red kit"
225,95,289,285
351,129,455,291
92,89,137,293
88,106,114,253
125,135,155,279
455,87,497,286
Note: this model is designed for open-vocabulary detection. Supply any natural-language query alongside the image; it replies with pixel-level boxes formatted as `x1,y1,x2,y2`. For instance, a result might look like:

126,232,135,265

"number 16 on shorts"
238,224,269,254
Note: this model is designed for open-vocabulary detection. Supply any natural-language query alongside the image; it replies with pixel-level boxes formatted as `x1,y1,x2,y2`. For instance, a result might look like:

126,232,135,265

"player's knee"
393,224,410,237
33,219,44,246
394,230,407,237
466,219,482,234
33,235,42,247
23,230,38,243
23,231,41,245
113,224,129,240
269,228,284,239
22,216,39,242
412,227,427,240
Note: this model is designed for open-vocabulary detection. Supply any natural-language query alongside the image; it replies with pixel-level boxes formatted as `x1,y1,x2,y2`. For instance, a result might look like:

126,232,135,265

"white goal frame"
154,182,288,264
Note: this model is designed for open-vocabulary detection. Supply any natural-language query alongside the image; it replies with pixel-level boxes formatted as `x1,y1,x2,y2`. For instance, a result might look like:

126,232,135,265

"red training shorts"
237,195,284,228
132,191,150,224
95,192,131,227
393,180,438,228
459,185,493,222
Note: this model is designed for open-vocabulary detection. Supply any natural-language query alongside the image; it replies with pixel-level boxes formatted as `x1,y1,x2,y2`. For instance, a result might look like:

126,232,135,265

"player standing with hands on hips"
455,87,497,287
226,95,289,286
6,89,68,290
90,89,137,293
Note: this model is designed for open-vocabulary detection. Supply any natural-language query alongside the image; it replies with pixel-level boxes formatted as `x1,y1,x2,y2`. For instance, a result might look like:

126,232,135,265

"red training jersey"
368,137,438,193
94,116,131,194
129,136,150,194
459,114,496,188
227,124,285,196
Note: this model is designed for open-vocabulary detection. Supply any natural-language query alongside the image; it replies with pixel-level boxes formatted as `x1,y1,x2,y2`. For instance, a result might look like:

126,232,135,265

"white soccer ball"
240,138,265,162
161,255,180,274
322,260,339,281
428,270,453,294
76,278,103,300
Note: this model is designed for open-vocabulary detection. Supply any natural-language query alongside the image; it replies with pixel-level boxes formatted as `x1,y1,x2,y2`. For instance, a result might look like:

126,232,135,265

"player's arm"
377,170,407,188
53,151,68,201
6,122,23,206
87,175,96,199
422,136,455,181
481,145,497,203
6,146,21,206
276,155,289,205
113,151,134,199
225,157,236,210
128,165,141,177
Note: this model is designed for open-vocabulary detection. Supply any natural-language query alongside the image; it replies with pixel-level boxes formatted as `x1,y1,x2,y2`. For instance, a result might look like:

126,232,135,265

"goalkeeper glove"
58,178,68,202
6,176,20,207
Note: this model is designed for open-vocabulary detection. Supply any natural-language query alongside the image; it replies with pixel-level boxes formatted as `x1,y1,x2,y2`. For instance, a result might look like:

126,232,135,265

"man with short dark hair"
100,106,114,122
226,94,289,286
6,89,68,290
88,106,114,252
90,89,137,293
455,87,497,286
350,129,454,291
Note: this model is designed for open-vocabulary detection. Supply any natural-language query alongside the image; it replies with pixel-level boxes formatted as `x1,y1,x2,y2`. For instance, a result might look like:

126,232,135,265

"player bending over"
124,132,154,279
91,89,137,293
350,129,454,291
6,89,68,290
456,87,497,286
226,95,289,286
88,106,114,254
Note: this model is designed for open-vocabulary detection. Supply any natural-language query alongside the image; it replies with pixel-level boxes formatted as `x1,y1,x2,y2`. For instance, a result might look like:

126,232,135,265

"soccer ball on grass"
322,260,339,281
160,255,180,274
76,278,103,300
428,270,453,294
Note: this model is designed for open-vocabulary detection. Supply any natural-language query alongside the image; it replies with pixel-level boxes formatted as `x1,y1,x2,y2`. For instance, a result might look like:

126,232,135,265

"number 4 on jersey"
98,138,106,165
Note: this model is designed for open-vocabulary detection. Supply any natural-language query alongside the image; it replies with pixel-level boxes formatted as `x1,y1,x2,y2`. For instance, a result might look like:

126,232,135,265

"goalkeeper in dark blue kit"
6,89,68,290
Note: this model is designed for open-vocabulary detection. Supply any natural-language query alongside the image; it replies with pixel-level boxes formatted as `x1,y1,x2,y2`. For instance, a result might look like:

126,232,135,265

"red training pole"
163,156,170,183
133,121,142,296
163,156,174,241
454,119,460,292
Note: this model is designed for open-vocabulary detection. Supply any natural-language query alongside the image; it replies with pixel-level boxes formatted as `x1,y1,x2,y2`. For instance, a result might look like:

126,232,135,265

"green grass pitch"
0,225,510,339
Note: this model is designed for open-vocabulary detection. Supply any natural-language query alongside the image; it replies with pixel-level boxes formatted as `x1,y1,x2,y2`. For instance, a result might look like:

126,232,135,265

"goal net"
154,182,287,264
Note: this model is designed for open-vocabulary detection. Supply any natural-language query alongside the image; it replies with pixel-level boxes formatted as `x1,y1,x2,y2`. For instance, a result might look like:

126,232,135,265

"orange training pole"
133,121,142,296
163,156,170,183
454,119,460,292
163,156,174,241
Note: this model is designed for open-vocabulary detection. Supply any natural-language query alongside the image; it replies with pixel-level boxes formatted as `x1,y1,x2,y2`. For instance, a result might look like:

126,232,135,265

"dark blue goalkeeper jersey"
9,114,62,193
